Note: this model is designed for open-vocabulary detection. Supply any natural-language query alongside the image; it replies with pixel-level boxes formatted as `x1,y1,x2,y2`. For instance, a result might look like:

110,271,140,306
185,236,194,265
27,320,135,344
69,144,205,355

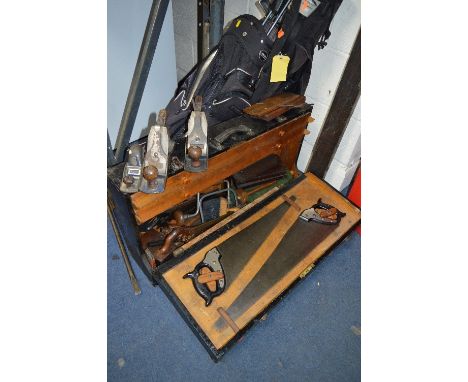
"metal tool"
140,109,169,194
107,192,141,295
185,96,208,172
299,198,345,225
262,0,285,26
255,0,271,17
182,51,217,111
142,213,231,267
183,181,238,223
183,248,226,306
120,143,144,193
266,0,293,38
209,125,255,151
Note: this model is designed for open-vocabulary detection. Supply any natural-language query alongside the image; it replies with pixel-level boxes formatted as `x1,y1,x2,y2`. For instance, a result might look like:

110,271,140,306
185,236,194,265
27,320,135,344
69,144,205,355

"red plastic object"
347,167,361,235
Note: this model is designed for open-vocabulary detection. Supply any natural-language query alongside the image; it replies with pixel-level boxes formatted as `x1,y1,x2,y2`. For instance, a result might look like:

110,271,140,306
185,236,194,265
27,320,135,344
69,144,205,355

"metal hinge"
299,263,315,279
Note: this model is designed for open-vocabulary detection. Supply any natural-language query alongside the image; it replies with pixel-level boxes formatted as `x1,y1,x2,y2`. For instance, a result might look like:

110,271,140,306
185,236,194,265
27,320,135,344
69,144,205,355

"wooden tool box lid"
157,173,361,352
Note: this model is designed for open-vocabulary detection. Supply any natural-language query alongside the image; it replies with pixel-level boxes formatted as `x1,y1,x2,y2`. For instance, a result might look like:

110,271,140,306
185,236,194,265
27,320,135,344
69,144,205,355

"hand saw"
183,196,344,308
214,199,345,329
183,197,295,306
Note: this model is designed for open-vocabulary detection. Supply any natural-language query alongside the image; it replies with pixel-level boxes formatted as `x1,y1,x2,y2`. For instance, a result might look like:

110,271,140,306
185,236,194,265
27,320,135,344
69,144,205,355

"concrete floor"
108,220,361,381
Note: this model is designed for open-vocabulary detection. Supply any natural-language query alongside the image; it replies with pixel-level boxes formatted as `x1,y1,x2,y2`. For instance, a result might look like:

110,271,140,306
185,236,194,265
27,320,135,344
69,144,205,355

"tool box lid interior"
155,172,361,357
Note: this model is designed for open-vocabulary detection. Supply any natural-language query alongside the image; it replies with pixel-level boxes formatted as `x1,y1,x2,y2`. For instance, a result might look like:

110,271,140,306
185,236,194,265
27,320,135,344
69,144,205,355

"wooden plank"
131,114,309,223
217,308,240,334
162,173,361,349
132,114,307,211
307,29,361,178
243,93,306,121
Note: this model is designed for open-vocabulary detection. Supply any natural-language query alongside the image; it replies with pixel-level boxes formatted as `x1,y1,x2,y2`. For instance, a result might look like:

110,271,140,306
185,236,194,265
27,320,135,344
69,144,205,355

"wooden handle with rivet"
316,207,337,218
197,271,224,284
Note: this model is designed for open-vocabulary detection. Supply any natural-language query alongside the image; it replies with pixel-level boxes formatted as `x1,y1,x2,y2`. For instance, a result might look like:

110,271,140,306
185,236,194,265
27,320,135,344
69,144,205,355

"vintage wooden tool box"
107,103,361,361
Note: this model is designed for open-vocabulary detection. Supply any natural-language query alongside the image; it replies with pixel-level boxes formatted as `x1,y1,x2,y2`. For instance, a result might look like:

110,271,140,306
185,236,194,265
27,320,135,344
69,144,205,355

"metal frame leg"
113,0,170,163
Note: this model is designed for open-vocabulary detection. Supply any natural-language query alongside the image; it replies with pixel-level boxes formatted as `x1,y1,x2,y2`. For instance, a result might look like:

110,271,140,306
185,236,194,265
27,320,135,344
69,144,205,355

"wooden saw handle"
197,271,224,284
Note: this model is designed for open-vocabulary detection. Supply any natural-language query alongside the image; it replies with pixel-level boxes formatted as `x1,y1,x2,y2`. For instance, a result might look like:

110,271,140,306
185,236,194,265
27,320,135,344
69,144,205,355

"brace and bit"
182,180,238,223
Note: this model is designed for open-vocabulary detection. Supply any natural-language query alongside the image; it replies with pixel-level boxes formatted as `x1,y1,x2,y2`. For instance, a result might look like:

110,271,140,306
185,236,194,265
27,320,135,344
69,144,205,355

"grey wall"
107,0,177,147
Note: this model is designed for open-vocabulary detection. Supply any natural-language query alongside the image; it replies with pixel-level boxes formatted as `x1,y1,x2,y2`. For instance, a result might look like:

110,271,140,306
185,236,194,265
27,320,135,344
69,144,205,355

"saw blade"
215,215,339,329
215,199,292,284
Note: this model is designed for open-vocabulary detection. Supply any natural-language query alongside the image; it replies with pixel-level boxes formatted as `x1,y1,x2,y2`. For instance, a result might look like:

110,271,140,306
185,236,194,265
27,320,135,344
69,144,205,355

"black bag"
165,0,342,140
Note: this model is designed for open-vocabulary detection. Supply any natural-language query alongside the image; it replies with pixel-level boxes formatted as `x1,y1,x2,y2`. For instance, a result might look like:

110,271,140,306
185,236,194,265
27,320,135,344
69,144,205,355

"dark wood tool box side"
107,178,155,283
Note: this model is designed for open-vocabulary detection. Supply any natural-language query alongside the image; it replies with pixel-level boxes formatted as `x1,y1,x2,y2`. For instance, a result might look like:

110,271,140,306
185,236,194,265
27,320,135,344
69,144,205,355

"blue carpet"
108,220,361,381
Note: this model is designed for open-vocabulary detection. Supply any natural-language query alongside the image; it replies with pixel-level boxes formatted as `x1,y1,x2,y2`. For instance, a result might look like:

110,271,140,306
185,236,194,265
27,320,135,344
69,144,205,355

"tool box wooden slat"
130,113,310,224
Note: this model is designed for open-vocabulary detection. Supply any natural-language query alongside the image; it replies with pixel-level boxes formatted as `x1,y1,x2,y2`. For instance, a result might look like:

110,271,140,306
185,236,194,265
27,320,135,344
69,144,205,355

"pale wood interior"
162,173,361,350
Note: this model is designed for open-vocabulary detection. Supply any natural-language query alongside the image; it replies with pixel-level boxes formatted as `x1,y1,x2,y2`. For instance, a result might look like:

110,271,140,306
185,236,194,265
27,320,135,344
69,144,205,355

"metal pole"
209,0,225,49
197,0,210,62
266,0,292,36
114,0,170,163
108,194,142,295
107,130,116,167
